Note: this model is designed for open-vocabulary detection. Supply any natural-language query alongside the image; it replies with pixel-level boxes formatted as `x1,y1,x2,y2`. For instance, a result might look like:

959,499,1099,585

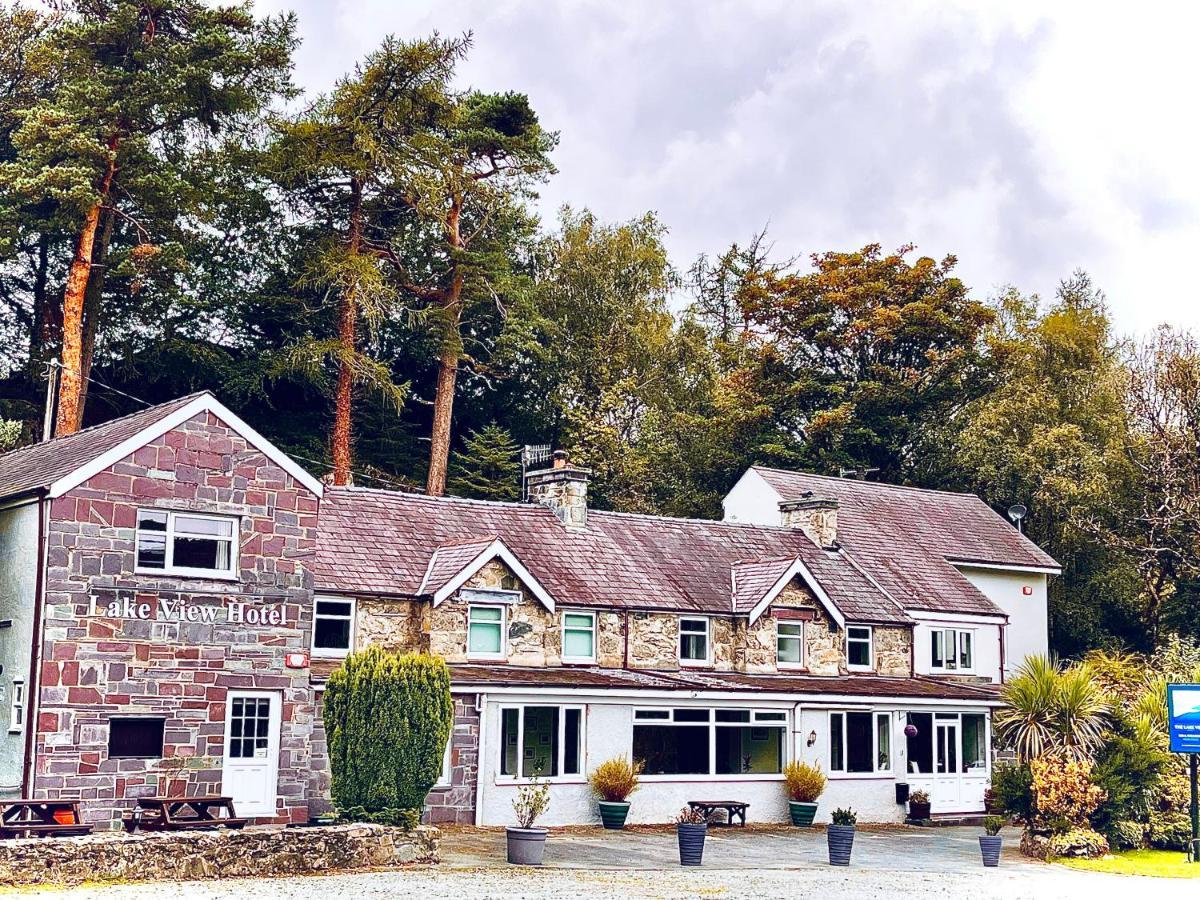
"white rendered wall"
910,615,1003,682
721,469,783,526
957,567,1048,676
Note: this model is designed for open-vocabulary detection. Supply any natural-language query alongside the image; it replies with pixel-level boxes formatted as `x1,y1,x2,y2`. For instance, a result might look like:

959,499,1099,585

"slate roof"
417,536,498,595
312,487,912,623
752,467,1059,616
730,557,795,614
447,664,1002,702
0,394,205,501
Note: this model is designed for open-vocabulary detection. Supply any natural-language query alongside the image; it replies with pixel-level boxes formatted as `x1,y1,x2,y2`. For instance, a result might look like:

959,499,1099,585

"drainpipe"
622,610,630,670
473,692,487,827
21,493,48,797
999,617,1008,685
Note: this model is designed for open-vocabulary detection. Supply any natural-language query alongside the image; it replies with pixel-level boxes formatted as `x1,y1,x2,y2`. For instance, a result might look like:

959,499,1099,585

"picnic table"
125,795,246,832
0,799,93,838
687,799,749,827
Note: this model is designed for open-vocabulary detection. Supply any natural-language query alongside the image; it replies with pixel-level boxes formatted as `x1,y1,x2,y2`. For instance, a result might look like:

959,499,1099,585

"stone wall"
0,823,438,886
356,597,427,654
423,693,479,825
873,626,911,676
36,410,323,827
627,612,679,669
737,582,822,673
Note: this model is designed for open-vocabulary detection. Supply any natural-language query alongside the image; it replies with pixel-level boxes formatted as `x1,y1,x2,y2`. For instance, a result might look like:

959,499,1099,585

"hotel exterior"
0,393,1058,828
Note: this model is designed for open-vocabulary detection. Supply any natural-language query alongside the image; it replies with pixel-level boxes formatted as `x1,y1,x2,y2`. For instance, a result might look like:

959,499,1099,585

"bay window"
930,628,973,672
632,708,788,776
136,509,237,578
499,705,583,779
777,621,804,667
562,611,597,663
679,617,710,665
467,605,505,659
829,711,891,774
846,625,873,670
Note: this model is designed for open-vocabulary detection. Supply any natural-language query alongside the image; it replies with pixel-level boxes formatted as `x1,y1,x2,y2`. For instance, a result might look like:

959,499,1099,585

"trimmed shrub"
589,757,642,802
989,760,1034,823
1090,709,1169,846
1106,819,1146,850
1045,827,1110,859
323,648,453,822
783,761,826,803
1030,755,1106,833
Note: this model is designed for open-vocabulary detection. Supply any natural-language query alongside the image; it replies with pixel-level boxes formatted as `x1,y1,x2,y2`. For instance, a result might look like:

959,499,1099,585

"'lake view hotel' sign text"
89,594,288,627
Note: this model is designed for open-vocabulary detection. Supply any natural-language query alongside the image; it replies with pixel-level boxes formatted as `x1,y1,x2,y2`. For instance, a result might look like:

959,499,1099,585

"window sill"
777,664,809,672
638,774,786,783
827,772,895,781
311,649,351,660
133,567,240,582
467,654,507,663
494,776,586,787
679,660,712,669
560,658,597,666
845,666,875,674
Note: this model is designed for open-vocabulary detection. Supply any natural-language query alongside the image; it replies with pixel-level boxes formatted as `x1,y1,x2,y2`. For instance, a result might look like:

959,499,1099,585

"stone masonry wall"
36,411,322,828
356,597,428,654
423,693,479,825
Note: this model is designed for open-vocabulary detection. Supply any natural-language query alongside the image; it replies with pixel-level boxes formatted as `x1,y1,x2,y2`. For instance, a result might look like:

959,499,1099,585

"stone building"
0,394,1059,828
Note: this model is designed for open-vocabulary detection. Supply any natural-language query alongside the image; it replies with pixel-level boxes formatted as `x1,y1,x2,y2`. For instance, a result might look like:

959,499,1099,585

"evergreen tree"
447,424,521,501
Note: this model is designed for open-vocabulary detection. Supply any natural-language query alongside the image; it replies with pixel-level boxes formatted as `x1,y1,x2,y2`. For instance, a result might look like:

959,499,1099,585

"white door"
931,717,961,812
222,691,281,817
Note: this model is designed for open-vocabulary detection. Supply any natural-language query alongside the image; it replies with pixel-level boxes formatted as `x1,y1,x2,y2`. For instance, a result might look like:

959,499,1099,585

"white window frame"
846,624,874,671
467,604,507,660
930,627,975,673
434,734,453,788
134,509,239,580
311,595,356,658
776,620,805,669
497,704,585,784
631,706,791,781
828,710,893,778
678,616,712,666
9,679,24,733
561,610,597,664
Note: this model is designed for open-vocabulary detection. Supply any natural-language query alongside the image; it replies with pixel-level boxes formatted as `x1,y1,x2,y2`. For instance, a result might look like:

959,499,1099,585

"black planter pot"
598,801,630,829
827,824,855,866
909,801,931,820
677,823,707,866
979,835,1003,867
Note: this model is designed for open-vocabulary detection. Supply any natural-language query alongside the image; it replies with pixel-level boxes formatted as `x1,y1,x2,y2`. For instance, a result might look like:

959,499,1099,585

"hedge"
323,648,454,822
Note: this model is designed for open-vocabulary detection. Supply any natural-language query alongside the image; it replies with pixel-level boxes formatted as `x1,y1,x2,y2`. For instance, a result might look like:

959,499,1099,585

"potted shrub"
980,815,1004,866
506,778,551,865
674,806,709,866
908,789,931,821
826,807,857,866
588,757,642,829
783,760,825,826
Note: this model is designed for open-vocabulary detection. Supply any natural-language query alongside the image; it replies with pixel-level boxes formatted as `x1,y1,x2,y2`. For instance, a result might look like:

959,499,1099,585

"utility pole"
41,360,60,442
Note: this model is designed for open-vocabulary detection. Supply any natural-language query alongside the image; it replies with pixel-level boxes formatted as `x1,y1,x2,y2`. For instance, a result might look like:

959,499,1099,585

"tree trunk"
331,177,363,486
76,207,116,431
56,140,117,438
425,201,464,497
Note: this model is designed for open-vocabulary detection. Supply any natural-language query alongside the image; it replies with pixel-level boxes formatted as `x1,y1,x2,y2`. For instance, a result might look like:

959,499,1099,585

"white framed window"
499,705,584,780
312,596,355,658
930,628,974,672
632,707,790,777
467,605,506,659
679,617,711,665
561,610,597,663
435,734,453,788
777,621,804,668
9,679,24,733
829,710,891,775
135,509,238,579
846,625,873,671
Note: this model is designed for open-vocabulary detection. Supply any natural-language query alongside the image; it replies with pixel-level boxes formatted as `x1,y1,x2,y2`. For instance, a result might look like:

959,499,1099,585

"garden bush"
1030,755,1106,833
1089,709,1168,845
989,760,1033,823
1044,827,1110,859
323,648,454,823
783,761,826,803
1147,765,1194,850
589,757,642,802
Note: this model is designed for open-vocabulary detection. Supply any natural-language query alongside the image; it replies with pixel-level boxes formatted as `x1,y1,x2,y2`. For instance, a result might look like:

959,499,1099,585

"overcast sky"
258,0,1200,335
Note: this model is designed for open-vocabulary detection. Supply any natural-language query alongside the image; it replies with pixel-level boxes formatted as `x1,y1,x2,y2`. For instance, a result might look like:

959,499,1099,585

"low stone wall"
0,823,439,886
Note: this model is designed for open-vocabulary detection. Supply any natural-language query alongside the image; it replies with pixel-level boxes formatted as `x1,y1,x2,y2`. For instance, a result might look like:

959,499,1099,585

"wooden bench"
126,796,247,832
687,800,749,827
0,800,93,839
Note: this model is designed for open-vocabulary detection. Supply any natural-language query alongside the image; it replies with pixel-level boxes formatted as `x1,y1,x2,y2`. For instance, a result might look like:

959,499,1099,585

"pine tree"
448,424,521,501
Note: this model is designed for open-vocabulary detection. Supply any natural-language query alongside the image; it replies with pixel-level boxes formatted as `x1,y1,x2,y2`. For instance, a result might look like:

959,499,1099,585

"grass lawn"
1059,849,1200,878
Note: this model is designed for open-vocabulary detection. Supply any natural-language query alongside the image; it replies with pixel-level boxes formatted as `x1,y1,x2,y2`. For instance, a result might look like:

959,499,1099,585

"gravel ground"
14,863,1200,899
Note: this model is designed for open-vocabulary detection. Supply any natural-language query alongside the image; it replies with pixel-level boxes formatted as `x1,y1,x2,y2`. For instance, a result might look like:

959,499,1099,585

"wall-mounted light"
807,730,817,747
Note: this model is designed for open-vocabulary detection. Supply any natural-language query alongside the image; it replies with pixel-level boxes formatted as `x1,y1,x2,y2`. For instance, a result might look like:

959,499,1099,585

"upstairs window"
777,622,804,668
312,597,355,657
562,611,597,663
136,510,237,578
467,605,505,659
679,617,710,665
846,625,873,670
930,628,974,672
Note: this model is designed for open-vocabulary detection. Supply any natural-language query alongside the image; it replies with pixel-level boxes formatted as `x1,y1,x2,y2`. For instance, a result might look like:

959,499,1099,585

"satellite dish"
1007,504,1028,532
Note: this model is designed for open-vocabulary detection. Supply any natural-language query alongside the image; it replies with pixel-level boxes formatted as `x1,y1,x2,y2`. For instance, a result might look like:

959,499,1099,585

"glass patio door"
931,716,961,811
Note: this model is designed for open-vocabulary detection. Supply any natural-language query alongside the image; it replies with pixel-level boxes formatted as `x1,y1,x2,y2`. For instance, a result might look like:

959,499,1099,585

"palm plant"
994,655,1109,761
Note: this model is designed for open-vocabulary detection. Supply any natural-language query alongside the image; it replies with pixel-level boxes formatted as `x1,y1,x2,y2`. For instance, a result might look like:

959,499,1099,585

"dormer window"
679,617,711,666
467,605,506,659
777,622,804,668
846,625,873,671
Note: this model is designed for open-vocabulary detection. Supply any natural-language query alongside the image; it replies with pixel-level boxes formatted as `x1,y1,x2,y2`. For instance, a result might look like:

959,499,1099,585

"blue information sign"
1166,684,1200,754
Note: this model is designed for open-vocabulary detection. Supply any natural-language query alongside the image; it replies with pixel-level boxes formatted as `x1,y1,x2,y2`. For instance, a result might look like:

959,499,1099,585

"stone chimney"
779,494,839,548
526,450,591,529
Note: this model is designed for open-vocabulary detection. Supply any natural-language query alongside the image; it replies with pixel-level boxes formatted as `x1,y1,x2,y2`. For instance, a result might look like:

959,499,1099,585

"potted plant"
506,778,551,865
588,756,642,829
908,789,931,821
979,815,1004,866
674,806,709,866
826,807,857,866
783,760,825,826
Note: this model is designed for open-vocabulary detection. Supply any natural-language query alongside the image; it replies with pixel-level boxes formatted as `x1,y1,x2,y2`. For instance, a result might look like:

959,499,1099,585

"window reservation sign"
1166,684,1200,754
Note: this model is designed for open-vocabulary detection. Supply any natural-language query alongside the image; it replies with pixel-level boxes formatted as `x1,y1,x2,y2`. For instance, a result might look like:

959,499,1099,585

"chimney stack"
779,494,839,548
526,450,590,529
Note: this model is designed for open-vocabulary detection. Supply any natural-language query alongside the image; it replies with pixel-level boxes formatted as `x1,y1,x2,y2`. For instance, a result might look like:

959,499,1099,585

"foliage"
983,816,1005,836
1044,828,1110,859
0,418,20,451
783,761,825,803
448,424,521,501
323,648,453,820
907,789,930,805
1029,755,1107,834
989,761,1034,823
1058,848,1200,878
673,806,709,825
1089,707,1170,845
994,656,1109,761
829,807,857,826
335,805,419,830
1105,819,1146,850
512,777,550,829
1147,764,1194,850
588,757,642,803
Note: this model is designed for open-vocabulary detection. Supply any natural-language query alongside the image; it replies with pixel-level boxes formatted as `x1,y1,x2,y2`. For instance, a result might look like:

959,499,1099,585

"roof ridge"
751,465,983,500
0,391,210,463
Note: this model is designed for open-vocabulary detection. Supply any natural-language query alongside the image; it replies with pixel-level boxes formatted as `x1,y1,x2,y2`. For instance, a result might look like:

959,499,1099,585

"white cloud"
260,0,1200,334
